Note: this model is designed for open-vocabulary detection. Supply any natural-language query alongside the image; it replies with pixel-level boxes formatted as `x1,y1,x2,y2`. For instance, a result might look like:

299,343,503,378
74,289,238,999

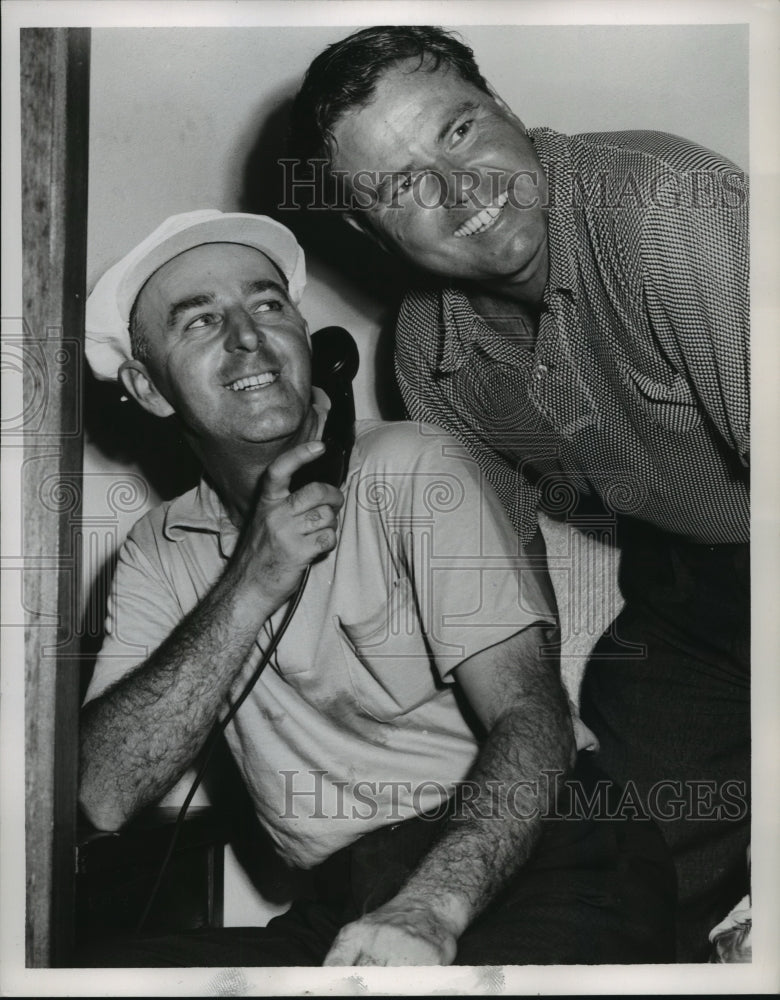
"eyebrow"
165,279,289,328
167,294,213,329
242,278,289,300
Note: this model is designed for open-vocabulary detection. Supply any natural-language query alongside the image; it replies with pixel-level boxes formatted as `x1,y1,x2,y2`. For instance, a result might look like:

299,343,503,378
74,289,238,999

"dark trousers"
77,754,675,967
580,519,750,963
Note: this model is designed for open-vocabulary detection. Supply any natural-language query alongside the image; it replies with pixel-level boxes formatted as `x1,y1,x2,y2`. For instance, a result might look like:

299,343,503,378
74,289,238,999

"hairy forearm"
79,451,343,832
79,570,275,830
323,655,577,966
393,681,575,937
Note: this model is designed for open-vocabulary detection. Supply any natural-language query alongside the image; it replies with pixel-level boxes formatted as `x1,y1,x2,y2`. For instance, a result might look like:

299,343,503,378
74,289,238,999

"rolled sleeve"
381,424,557,682
83,530,183,705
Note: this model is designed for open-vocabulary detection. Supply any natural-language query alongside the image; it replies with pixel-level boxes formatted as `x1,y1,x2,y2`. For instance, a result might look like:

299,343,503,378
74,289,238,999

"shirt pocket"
616,360,704,434
335,576,443,723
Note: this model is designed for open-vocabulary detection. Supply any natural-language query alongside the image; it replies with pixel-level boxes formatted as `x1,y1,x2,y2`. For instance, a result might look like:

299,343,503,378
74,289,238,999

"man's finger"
322,930,362,966
299,504,340,534
289,481,345,514
323,949,361,966
260,441,325,501
322,944,356,966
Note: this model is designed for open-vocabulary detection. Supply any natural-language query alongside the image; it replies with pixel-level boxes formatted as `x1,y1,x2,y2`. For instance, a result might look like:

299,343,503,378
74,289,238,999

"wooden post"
21,27,90,968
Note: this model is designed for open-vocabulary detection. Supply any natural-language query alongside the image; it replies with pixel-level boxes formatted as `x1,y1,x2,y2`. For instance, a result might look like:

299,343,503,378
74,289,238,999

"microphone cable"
134,565,311,934
134,326,358,933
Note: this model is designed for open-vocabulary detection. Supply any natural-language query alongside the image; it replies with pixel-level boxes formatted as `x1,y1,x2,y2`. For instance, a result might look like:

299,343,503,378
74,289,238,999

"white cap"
85,210,306,381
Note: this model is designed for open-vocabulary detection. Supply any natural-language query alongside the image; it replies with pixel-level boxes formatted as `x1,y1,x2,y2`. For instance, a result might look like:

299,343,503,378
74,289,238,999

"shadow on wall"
85,374,201,502
80,374,202,697
239,94,412,421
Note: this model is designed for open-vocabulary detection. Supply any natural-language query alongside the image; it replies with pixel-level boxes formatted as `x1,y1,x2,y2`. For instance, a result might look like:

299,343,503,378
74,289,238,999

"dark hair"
289,25,491,168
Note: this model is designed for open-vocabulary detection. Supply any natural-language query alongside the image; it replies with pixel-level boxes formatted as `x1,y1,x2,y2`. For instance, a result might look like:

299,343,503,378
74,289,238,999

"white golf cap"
85,210,306,381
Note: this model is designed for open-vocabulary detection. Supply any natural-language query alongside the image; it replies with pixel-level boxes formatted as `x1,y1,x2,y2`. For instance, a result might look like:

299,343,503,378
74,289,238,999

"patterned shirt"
395,128,749,546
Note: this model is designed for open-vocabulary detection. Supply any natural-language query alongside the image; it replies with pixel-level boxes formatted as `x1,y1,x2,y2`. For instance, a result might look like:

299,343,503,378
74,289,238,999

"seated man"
79,210,675,967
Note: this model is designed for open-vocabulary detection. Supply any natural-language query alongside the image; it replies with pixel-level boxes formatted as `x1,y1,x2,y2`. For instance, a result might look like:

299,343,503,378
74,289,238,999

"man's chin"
417,231,540,284
426,254,535,288
242,413,313,450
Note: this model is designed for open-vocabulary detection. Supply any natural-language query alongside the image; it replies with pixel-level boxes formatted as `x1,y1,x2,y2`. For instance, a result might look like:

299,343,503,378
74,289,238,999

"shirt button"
534,363,549,381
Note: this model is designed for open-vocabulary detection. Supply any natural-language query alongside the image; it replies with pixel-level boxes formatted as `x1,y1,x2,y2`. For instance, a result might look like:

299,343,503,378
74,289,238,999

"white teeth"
227,372,277,391
454,190,509,238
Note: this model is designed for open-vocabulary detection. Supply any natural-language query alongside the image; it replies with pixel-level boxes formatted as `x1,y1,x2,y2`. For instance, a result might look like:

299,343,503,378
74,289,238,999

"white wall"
83,23,748,925
87,25,748,297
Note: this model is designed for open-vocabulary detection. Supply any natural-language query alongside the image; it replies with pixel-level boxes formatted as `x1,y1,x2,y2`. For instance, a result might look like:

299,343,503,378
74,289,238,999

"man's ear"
118,360,175,418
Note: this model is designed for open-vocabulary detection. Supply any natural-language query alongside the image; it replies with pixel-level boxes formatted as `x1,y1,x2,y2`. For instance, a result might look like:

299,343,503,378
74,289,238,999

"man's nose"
437,164,486,211
224,310,265,352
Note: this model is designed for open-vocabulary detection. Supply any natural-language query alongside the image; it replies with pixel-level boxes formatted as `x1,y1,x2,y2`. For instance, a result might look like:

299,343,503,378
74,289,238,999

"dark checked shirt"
395,128,749,546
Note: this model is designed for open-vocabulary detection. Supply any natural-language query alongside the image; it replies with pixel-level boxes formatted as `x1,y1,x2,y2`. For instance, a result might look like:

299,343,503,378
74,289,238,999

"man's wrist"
215,559,286,625
390,884,472,940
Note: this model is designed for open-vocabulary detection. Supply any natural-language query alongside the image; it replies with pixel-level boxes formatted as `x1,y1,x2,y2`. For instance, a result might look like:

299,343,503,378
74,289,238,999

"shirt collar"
162,387,331,558
527,126,578,298
162,477,237,557
431,127,578,376
437,287,484,373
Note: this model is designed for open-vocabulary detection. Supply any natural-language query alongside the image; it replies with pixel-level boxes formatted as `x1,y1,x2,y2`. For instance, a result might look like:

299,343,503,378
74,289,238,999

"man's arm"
324,622,574,966
641,164,749,464
79,441,343,831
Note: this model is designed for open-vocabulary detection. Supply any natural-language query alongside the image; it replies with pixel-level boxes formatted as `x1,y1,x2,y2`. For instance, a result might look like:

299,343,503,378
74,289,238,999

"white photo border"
2,1,778,995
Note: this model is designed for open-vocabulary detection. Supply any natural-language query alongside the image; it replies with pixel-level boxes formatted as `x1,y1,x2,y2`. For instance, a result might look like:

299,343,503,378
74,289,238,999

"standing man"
79,210,675,966
291,25,750,962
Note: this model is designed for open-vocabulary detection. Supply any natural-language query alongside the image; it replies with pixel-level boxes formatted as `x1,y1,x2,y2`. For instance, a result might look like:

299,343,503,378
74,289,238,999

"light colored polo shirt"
86,417,557,868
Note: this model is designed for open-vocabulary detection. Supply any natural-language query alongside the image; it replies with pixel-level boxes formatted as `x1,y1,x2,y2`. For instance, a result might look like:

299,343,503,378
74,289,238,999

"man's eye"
391,174,414,199
253,299,283,313
185,313,219,331
453,120,473,142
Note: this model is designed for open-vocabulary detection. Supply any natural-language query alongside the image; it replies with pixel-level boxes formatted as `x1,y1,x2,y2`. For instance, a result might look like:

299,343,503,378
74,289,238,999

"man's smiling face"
131,242,313,450
329,58,549,299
